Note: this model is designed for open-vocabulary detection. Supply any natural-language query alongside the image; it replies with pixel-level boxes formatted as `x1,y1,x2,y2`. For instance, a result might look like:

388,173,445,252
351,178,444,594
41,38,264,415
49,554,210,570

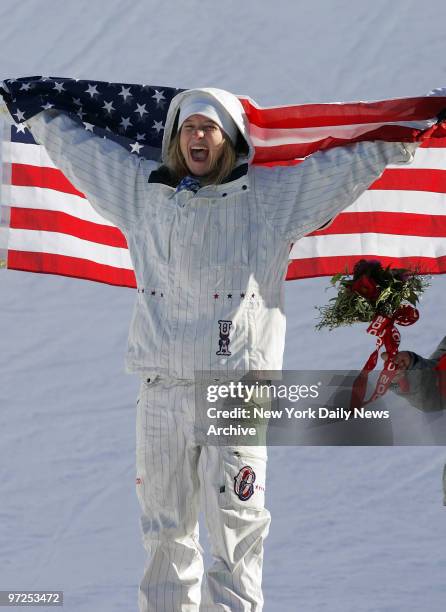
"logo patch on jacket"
234,465,256,501
216,319,232,356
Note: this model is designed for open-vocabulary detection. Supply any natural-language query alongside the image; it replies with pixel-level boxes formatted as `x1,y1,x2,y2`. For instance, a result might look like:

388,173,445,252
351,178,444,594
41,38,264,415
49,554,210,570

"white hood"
161,87,255,164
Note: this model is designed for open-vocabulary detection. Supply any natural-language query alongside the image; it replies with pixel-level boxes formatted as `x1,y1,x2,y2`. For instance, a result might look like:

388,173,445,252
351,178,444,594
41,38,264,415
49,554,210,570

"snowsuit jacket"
26,87,418,380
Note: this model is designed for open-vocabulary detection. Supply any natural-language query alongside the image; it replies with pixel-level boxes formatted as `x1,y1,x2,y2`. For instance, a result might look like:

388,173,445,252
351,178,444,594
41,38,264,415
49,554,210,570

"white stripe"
7,228,133,268
9,185,117,226
290,232,446,260
3,141,58,168
347,190,446,215
387,147,446,170
248,118,436,147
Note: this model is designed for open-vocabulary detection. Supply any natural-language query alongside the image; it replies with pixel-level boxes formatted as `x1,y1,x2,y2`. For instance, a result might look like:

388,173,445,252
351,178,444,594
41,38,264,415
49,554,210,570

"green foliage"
316,259,430,331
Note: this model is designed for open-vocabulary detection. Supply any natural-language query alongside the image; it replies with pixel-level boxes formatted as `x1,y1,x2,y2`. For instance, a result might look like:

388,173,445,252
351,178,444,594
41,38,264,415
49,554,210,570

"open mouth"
190,146,209,163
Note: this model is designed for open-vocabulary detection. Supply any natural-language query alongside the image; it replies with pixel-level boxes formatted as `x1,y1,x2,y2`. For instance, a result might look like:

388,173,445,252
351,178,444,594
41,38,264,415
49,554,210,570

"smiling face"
179,114,226,176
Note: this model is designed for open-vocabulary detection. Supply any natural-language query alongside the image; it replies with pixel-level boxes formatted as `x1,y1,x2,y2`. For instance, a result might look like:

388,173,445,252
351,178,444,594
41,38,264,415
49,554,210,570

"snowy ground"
1,1,445,610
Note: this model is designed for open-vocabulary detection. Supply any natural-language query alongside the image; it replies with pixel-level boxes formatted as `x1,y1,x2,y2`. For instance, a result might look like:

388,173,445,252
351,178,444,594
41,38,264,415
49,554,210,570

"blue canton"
0,76,185,161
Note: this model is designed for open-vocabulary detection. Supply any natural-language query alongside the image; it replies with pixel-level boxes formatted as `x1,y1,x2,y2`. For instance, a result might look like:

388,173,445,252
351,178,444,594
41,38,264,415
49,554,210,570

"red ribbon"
350,305,419,409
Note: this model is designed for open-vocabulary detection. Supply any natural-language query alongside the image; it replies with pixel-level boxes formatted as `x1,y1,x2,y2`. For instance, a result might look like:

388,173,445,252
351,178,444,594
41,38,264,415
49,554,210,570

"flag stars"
53,82,65,93
135,103,148,118
120,116,133,131
72,97,82,106
102,100,115,114
20,82,32,91
41,102,54,110
130,141,143,154
76,108,86,119
118,86,132,102
83,122,95,132
85,84,100,98
14,109,26,121
152,89,165,105
15,123,28,134
136,132,146,141
152,120,164,134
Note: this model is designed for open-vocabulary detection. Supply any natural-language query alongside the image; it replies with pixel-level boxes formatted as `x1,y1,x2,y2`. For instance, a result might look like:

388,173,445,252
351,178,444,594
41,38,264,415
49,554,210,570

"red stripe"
310,212,446,238
11,163,85,198
420,136,446,148
7,250,136,288
252,125,425,163
286,254,446,280
254,161,446,193
10,208,128,248
370,168,446,193
240,96,445,129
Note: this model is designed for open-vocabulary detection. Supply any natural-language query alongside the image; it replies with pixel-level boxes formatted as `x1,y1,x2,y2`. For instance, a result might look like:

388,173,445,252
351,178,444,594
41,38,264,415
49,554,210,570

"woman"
12,86,426,611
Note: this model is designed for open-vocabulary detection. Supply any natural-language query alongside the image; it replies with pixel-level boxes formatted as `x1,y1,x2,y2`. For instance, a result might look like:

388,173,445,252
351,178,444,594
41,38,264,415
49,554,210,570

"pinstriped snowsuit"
26,87,418,611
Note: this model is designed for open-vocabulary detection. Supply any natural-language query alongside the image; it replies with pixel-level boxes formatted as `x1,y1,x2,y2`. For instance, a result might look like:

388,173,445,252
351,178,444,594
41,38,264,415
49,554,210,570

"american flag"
1,76,445,287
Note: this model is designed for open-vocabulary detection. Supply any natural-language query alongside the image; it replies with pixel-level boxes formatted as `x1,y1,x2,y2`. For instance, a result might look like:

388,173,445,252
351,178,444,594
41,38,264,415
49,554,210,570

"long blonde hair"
166,130,237,186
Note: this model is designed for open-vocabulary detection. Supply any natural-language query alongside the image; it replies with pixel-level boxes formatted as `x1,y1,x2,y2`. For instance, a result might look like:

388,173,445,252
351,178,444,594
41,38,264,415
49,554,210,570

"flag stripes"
6,249,136,287
10,208,128,248
310,212,446,238
12,163,84,197
286,255,446,280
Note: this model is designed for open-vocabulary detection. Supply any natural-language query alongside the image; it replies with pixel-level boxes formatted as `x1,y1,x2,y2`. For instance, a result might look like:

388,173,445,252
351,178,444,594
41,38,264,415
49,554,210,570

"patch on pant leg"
219,448,266,510
234,465,256,501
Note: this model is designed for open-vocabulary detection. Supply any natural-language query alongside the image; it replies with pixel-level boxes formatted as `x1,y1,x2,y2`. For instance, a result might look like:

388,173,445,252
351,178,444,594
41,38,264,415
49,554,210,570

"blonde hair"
166,129,237,186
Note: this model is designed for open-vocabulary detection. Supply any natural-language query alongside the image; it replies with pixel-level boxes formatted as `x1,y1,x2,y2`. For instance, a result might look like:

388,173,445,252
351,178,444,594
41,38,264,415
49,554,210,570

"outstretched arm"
23,109,158,230
253,139,418,243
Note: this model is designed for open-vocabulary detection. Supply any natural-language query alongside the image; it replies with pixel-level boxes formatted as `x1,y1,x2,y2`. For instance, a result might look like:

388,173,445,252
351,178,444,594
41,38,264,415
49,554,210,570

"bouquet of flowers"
316,259,430,408
316,259,429,331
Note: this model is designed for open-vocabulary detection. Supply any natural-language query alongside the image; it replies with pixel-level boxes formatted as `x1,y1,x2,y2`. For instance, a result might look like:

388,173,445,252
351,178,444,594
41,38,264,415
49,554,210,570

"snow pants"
135,376,271,611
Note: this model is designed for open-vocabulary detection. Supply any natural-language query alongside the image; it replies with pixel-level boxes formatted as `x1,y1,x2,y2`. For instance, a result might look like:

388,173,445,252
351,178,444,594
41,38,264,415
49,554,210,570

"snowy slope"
1,1,445,611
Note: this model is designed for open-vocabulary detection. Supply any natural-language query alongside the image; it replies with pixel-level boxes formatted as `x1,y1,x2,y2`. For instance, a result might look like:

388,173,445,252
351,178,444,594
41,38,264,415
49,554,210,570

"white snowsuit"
25,87,419,611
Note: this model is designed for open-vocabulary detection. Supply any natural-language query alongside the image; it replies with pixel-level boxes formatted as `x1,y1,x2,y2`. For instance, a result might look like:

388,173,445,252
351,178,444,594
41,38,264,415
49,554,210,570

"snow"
1,1,445,610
